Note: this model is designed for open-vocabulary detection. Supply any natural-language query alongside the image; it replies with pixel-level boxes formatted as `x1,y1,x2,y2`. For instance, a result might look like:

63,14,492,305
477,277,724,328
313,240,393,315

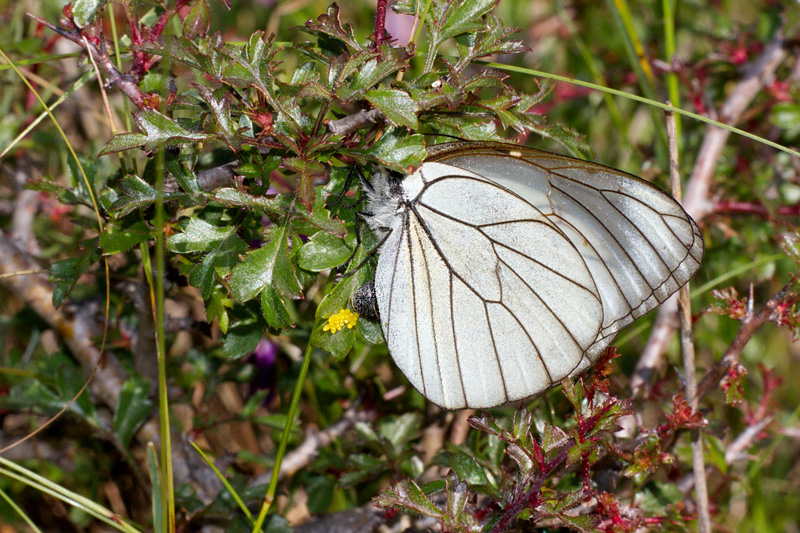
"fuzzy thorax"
365,167,405,238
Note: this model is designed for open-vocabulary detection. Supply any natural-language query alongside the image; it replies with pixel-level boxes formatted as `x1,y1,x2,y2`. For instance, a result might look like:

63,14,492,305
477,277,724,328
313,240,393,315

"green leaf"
261,284,294,330
365,89,420,129
305,475,336,514
222,309,264,359
229,220,302,302
310,319,355,361
194,84,236,147
113,378,154,450
27,178,85,206
182,0,210,40
71,0,107,28
100,220,155,255
168,218,238,253
165,153,201,193
297,231,350,271
99,109,213,155
363,130,426,172
437,0,498,43
109,175,182,217
49,247,102,307
357,317,384,344
449,453,490,487
375,479,445,519
302,4,362,53
380,413,422,453
169,218,248,298
207,285,233,333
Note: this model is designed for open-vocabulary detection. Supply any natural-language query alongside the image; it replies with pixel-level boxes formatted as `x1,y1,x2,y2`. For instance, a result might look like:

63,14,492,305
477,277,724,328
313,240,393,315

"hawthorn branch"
694,281,793,402
631,33,789,396
28,14,147,108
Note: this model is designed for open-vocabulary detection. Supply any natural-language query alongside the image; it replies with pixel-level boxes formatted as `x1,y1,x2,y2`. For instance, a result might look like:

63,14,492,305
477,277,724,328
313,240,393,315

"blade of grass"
0,69,95,159
147,443,165,533
662,0,681,143
0,485,44,533
190,441,255,523
251,337,316,533
554,4,628,145
604,0,667,150
480,62,800,160
0,456,142,533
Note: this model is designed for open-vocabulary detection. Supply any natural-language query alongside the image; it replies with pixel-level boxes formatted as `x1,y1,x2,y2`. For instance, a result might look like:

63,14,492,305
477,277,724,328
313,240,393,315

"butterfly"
351,141,704,409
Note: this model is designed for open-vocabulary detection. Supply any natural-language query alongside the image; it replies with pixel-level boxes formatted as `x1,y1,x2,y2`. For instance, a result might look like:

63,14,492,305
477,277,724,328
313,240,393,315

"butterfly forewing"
376,162,606,409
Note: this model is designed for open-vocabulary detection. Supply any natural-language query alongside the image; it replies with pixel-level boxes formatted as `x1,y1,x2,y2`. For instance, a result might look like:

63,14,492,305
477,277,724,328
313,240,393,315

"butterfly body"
356,142,703,409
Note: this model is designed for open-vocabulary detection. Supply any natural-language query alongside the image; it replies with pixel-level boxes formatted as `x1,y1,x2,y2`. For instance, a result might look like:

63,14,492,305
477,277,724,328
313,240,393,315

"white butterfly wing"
427,145,703,377
374,163,606,409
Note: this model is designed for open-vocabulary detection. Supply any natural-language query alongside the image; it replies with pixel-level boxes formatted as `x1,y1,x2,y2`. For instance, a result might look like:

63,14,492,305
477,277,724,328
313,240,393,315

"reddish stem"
373,0,388,46
714,199,800,217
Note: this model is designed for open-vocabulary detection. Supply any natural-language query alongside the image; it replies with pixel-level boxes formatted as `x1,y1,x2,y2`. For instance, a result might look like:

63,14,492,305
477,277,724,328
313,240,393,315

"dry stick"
666,107,711,532
248,404,374,488
326,108,385,136
631,33,788,395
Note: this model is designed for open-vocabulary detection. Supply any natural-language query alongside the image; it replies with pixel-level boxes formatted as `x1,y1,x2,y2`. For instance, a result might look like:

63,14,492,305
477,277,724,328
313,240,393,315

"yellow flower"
322,309,359,334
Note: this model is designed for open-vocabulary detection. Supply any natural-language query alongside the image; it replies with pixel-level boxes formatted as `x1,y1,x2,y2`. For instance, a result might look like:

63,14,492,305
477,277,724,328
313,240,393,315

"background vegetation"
0,0,799,531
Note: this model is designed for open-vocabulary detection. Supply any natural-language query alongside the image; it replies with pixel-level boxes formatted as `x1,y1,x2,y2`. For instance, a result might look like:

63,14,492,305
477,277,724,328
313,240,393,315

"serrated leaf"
100,220,155,254
108,175,183,217
194,84,236,146
49,247,102,307
212,188,285,218
375,480,444,519
99,109,213,155
438,0,498,43
167,218,237,253
113,378,154,450
365,89,420,129
297,231,350,271
302,4,361,52
261,284,294,329
541,424,569,457
182,0,210,40
72,0,107,28
229,220,302,302
364,130,426,172
169,218,248,298
450,453,490,487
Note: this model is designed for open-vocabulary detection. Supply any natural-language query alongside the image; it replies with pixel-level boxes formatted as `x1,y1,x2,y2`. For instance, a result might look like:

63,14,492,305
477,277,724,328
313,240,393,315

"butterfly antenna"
328,166,373,210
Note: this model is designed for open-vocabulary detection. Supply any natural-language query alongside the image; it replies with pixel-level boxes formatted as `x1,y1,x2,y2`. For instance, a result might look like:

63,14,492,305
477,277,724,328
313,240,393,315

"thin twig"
249,403,374,488
667,105,711,533
27,14,147,108
694,281,793,402
326,108,386,136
